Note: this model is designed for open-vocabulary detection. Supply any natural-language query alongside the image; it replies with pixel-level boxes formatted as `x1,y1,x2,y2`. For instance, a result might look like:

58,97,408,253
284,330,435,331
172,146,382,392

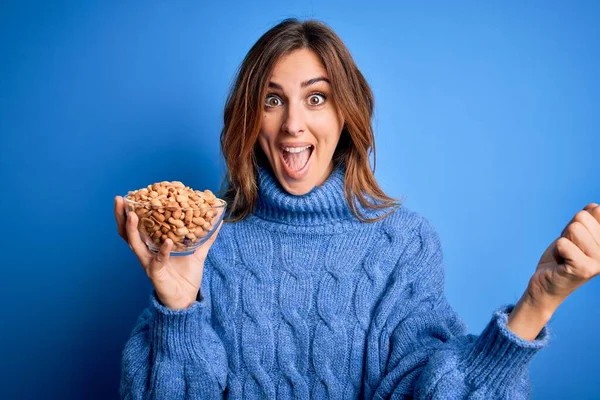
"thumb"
148,238,173,276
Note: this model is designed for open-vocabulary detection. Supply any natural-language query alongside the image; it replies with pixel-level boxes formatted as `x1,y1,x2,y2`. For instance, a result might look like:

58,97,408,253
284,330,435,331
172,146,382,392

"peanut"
135,207,149,217
192,217,205,226
151,211,165,222
176,194,189,203
167,231,180,243
175,227,189,236
184,209,194,224
142,217,155,228
168,217,184,228
204,189,216,202
194,227,208,237
205,209,217,219
185,232,197,240
150,198,162,208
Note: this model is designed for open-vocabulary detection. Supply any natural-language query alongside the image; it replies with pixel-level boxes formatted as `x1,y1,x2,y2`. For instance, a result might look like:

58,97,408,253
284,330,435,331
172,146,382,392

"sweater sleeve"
364,217,550,400
119,265,228,399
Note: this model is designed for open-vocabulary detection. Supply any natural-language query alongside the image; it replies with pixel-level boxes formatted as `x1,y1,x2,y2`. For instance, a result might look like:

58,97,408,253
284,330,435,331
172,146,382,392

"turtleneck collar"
252,162,360,227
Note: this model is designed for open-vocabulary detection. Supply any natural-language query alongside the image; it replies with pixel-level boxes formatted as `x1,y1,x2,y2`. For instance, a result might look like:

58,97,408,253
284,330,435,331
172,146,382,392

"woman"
115,19,600,399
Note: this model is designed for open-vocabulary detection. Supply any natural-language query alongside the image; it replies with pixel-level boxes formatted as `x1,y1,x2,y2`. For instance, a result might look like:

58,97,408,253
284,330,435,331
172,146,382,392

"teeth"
282,145,311,153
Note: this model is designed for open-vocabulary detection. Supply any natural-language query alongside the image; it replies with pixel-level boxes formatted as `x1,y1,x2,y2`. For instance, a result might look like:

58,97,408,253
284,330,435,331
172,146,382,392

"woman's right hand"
114,195,223,310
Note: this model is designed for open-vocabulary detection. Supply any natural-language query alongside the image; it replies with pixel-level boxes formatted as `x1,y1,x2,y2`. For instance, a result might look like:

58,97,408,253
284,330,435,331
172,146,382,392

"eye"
265,95,283,108
307,93,326,107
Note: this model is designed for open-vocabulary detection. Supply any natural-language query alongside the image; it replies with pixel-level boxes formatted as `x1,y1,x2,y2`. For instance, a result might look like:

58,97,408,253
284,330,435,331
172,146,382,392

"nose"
281,101,305,136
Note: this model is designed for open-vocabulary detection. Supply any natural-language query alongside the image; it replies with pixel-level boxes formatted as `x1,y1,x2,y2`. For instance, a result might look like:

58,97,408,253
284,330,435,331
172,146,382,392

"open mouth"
279,144,314,178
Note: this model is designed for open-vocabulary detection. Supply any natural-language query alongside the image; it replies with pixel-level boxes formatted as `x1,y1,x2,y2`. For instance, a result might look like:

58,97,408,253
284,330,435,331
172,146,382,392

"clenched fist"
529,203,600,306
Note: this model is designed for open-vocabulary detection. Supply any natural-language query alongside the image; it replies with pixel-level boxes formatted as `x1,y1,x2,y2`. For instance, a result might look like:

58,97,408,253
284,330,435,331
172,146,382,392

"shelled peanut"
124,181,222,251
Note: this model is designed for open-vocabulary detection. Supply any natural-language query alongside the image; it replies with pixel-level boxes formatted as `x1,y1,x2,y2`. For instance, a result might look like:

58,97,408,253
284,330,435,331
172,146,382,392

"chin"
279,178,314,196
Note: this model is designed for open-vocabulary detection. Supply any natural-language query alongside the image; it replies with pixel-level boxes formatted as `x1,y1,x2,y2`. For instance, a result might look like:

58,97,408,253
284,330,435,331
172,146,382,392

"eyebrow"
268,76,330,90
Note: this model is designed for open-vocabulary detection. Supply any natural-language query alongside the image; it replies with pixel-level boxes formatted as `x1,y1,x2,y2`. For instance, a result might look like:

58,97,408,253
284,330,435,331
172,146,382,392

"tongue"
283,148,310,171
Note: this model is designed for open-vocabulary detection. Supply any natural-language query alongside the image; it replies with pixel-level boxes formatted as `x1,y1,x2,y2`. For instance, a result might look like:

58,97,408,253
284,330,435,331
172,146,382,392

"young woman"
115,19,600,399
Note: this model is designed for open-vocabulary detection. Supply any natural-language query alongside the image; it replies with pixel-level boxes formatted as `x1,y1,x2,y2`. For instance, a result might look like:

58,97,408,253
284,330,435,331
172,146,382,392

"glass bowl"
123,194,227,256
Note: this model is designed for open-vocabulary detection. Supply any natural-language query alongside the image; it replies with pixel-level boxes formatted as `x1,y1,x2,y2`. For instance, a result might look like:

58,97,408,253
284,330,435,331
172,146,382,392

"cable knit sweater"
120,163,550,399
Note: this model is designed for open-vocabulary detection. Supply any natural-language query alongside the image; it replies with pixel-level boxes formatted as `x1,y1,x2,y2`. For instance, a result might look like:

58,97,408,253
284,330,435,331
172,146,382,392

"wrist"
507,293,557,341
524,277,567,314
156,293,197,311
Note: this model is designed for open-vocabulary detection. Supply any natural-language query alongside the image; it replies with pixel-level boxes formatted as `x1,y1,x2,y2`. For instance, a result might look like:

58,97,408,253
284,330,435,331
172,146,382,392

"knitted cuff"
461,305,550,391
148,291,208,361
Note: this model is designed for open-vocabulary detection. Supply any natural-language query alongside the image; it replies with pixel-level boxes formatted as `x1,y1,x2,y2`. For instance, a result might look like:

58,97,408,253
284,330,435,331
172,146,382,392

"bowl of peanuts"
123,181,227,256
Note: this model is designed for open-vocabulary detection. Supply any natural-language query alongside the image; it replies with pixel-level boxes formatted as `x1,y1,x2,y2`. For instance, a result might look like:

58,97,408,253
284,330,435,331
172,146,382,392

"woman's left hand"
528,203,600,308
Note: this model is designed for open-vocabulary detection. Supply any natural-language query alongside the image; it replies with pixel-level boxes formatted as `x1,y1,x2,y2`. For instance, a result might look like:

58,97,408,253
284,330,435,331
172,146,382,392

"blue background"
1,1,599,399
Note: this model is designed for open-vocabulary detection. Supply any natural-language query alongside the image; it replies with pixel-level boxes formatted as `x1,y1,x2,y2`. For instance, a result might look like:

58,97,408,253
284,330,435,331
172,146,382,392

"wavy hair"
219,18,402,222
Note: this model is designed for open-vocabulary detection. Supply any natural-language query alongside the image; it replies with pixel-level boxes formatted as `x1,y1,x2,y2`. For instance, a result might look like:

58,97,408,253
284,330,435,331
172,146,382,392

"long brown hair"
219,18,402,223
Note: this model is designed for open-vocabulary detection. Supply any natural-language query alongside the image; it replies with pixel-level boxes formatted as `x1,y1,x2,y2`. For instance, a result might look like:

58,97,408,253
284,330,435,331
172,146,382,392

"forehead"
270,48,328,85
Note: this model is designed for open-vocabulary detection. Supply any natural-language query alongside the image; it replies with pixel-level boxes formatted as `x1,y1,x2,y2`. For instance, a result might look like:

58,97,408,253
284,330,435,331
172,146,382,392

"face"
257,48,344,196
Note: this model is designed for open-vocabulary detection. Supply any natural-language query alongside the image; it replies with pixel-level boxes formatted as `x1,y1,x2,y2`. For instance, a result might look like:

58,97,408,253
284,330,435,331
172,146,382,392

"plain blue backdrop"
1,1,599,399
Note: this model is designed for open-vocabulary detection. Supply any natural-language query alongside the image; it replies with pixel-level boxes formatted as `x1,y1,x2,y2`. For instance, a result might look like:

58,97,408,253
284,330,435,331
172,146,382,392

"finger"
114,196,128,241
555,236,591,270
563,221,600,259
148,238,173,275
561,205,599,237
572,209,600,248
125,212,153,266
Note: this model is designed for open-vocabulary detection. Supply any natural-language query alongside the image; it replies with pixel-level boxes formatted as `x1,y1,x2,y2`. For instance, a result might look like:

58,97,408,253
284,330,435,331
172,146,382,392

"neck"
253,162,353,227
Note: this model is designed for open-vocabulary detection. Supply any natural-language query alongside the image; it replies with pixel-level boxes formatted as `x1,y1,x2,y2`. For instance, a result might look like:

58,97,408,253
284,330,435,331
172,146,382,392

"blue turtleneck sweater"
120,163,549,399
